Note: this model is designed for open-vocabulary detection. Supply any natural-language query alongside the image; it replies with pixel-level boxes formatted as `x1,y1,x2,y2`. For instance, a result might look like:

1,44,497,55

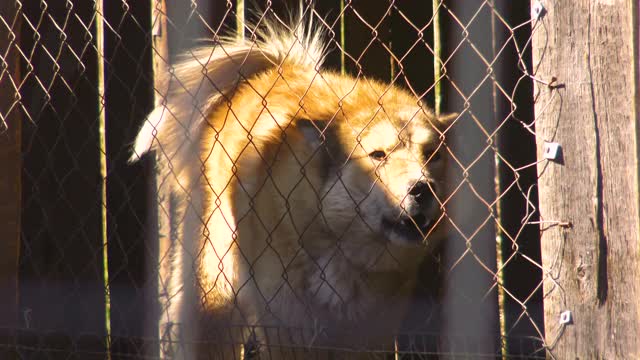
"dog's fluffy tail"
130,9,328,170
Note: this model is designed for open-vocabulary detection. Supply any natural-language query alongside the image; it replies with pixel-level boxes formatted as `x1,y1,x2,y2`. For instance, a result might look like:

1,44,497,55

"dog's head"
287,72,456,251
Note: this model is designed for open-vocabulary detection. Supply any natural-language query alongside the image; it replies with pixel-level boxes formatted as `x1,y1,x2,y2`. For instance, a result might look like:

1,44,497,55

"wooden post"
149,0,172,358
531,1,640,358
0,0,21,334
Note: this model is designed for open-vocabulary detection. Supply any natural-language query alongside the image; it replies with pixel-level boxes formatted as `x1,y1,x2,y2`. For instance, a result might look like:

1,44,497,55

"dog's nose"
408,181,433,206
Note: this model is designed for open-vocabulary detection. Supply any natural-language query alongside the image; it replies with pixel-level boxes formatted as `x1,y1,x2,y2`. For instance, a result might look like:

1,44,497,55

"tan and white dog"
132,10,455,359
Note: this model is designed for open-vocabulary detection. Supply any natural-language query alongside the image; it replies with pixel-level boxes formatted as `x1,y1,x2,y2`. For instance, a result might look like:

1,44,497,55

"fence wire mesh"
1,0,550,359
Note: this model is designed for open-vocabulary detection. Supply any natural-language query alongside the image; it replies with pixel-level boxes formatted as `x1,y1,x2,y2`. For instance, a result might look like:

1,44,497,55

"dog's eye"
369,150,387,161
425,149,442,162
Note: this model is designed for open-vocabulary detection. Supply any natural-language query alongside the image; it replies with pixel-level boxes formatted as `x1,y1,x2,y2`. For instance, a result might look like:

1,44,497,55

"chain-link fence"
1,0,550,358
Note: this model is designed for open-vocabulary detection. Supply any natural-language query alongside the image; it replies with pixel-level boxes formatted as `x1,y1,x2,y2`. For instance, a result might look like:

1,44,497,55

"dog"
132,10,455,359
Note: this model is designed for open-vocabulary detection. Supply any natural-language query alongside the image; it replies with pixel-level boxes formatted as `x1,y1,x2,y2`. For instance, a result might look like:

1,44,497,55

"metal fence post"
0,0,21,347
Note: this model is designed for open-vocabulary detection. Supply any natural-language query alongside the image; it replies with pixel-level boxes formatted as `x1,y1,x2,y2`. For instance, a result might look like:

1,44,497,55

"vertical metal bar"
152,0,169,107
389,13,395,80
235,2,245,353
150,0,170,357
432,0,441,116
489,0,508,357
0,0,22,337
94,0,111,358
442,1,499,355
340,0,345,75
236,0,244,40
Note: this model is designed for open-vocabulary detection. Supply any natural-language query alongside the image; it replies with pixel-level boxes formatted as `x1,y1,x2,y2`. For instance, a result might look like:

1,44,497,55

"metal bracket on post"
543,142,560,160
559,310,572,325
543,142,563,164
531,1,546,20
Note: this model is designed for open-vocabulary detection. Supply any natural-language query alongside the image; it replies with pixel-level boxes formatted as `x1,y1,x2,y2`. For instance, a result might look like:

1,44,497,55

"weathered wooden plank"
531,1,640,358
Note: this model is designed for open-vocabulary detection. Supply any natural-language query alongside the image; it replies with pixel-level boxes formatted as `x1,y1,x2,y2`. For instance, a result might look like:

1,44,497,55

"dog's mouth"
381,213,436,246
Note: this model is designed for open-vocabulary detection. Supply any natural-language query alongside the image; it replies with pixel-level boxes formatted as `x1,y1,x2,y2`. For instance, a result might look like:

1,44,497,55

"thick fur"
132,11,455,360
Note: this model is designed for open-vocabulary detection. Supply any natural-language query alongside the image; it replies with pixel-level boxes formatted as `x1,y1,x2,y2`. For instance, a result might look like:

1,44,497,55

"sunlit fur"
132,10,455,359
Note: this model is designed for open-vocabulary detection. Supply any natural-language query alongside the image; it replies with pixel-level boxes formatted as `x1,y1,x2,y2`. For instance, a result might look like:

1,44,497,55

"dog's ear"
296,118,343,176
297,118,327,150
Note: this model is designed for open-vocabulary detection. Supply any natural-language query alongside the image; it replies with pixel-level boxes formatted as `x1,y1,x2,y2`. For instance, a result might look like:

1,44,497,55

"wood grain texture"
531,0,640,358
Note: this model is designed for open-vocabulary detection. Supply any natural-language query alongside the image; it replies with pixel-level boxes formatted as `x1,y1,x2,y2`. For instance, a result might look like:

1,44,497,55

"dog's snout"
408,181,433,205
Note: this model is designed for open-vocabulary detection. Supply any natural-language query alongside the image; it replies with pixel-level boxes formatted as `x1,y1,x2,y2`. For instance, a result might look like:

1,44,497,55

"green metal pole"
95,0,112,358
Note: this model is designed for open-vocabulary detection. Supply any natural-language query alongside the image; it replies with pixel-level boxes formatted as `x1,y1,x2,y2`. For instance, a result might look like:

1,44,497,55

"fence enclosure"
0,0,637,359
